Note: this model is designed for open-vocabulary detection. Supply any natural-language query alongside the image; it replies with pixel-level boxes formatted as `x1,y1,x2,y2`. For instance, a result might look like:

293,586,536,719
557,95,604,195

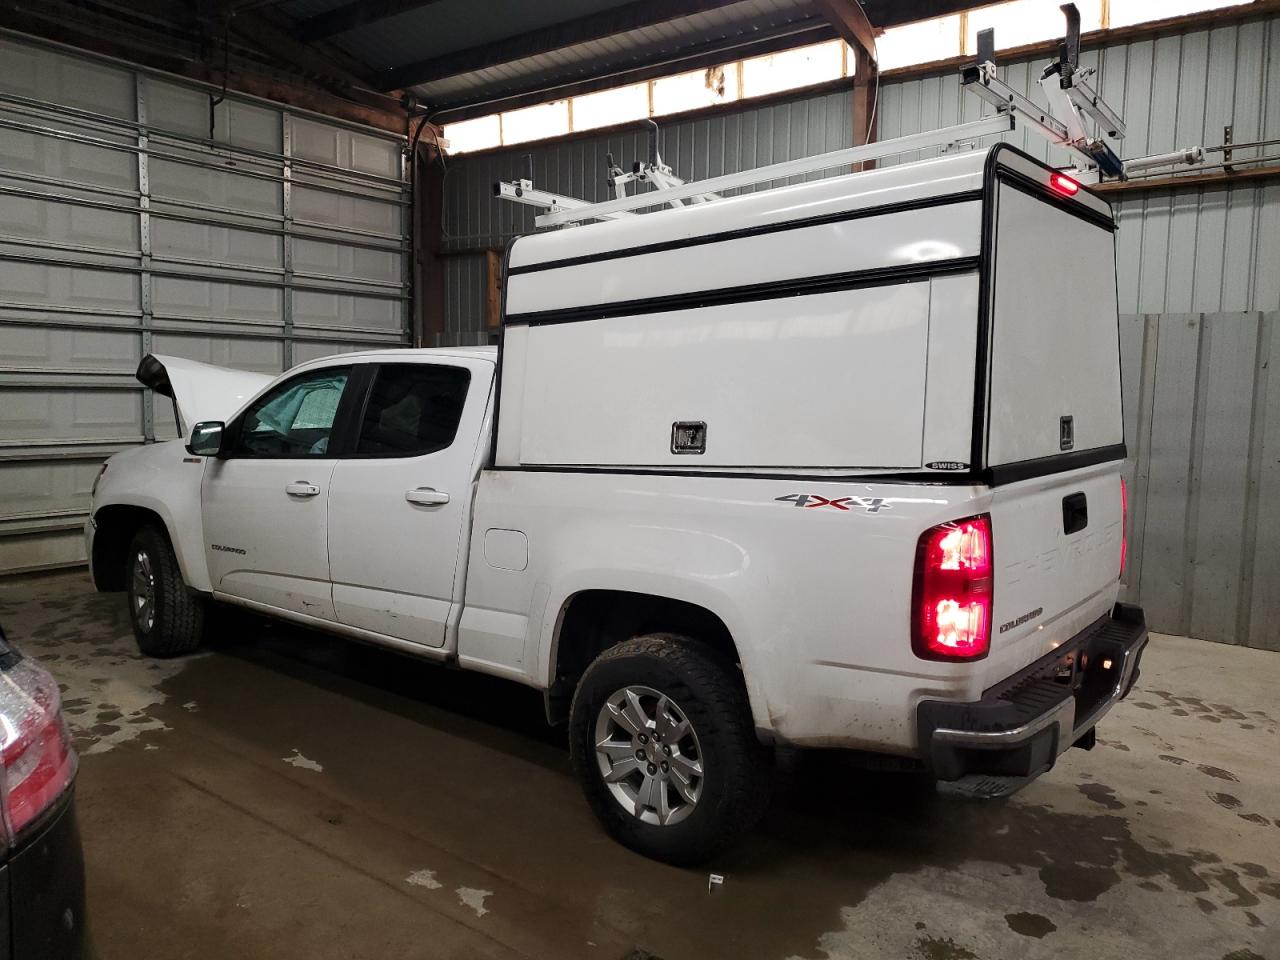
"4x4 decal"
776,494,891,514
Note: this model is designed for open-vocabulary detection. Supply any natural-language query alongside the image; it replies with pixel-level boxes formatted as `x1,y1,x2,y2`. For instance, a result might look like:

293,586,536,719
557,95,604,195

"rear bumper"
2,787,86,959
917,602,1147,798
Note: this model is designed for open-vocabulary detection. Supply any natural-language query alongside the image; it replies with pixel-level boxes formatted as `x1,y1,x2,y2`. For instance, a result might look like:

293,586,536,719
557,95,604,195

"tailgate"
982,461,1125,685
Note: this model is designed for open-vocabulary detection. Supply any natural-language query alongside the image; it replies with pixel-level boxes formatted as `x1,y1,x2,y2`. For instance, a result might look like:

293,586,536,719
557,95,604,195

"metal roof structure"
275,0,995,121
0,1,1003,127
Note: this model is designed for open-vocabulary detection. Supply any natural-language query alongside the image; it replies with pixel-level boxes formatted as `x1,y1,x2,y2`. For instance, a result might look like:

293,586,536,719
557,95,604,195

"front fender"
92,441,211,592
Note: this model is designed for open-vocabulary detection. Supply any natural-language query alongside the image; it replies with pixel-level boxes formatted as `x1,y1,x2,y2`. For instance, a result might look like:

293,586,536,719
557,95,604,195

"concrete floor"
1,571,1277,960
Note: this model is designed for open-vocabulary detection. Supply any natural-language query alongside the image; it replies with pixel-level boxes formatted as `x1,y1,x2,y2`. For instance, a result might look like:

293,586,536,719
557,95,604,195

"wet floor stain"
1198,765,1239,782
1005,912,1057,938
1142,691,1278,734
1078,782,1125,810
0,578,193,755
915,935,978,959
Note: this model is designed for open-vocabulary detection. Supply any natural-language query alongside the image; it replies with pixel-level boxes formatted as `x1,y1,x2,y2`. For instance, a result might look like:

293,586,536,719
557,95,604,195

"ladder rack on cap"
495,3,1204,229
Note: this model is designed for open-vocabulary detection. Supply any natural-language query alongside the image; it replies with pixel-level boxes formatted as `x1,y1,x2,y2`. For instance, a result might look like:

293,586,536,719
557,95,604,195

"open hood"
136,354,274,436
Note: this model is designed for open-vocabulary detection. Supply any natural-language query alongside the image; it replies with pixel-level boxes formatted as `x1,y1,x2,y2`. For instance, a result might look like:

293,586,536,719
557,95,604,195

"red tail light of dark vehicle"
0,656,77,842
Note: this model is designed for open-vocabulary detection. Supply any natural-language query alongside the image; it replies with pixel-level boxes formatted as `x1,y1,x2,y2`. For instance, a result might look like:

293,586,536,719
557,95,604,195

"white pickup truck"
86,143,1147,864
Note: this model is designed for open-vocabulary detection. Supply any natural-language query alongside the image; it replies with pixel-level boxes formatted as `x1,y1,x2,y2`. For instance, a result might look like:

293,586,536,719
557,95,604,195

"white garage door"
0,35,410,574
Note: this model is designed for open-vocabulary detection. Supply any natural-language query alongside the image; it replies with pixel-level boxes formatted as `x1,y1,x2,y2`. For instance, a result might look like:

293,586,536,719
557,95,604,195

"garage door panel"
292,186,400,235
292,291,402,331
0,460,101,519
291,118,399,179
150,158,281,216
152,220,282,269
66,268,138,309
143,78,282,153
0,389,141,442
0,195,139,251
2,262,139,310
0,326,139,371
150,333,283,373
0,130,137,191
293,237,400,283
151,277,282,322
0,38,134,119
0,529,87,574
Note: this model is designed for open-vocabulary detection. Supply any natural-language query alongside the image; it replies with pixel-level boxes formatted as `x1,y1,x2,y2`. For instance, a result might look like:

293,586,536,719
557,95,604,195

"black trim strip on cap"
486,464,975,485
504,256,980,326
507,190,984,276
983,443,1127,486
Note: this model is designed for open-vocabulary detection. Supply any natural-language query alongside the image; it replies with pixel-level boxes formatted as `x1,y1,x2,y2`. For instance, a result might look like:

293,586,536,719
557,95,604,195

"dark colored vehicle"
0,622,84,959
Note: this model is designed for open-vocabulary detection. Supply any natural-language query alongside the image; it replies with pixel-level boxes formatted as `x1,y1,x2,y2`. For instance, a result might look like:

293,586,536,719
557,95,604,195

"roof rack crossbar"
524,116,1013,228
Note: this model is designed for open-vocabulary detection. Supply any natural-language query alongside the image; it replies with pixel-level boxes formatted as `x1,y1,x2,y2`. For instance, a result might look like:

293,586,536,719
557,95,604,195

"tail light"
0,649,77,844
1119,476,1128,578
912,515,993,661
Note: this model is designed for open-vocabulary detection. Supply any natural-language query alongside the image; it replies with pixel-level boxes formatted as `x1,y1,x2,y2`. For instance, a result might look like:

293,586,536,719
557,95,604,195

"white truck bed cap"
508,150,991,274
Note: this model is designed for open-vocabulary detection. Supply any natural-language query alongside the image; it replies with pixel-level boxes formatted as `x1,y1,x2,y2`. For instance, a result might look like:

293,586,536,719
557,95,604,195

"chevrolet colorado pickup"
87,143,1147,863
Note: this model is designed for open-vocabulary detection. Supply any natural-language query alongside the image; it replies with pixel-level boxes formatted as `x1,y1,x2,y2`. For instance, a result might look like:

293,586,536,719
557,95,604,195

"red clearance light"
912,516,993,661
1050,172,1080,196
1119,476,1129,579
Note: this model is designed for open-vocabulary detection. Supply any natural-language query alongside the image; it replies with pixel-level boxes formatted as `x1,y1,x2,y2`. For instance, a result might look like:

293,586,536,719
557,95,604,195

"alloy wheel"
594,685,705,826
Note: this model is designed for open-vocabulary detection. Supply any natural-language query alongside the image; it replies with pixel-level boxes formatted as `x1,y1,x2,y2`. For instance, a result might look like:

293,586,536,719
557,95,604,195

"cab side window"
234,367,351,458
355,364,470,457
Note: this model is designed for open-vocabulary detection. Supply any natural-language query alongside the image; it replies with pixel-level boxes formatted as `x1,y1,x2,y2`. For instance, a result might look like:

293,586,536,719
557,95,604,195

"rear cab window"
355,364,471,457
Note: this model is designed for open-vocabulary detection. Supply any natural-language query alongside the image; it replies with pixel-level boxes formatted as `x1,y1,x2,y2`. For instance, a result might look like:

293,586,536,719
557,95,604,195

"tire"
126,524,205,657
569,633,771,865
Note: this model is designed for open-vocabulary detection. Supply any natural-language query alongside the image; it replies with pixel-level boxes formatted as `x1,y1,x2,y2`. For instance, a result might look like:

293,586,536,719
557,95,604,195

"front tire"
127,524,204,657
569,633,770,865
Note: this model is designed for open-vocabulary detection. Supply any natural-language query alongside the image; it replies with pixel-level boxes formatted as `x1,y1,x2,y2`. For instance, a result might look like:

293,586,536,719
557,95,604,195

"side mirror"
187,421,226,457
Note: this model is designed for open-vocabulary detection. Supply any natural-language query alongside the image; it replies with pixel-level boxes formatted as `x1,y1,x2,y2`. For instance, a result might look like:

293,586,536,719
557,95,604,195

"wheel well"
547,590,741,724
91,505,165,591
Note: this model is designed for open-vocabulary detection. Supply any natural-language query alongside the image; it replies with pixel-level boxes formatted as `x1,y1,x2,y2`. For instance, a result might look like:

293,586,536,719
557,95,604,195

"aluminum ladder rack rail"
523,116,1014,228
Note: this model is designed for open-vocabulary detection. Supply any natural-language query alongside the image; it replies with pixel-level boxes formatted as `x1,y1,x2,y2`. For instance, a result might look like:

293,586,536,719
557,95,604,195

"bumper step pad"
917,603,1148,797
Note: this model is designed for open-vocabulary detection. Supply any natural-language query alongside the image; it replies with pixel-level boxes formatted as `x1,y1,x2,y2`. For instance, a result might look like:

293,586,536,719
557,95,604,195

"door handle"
406,487,450,506
285,481,320,497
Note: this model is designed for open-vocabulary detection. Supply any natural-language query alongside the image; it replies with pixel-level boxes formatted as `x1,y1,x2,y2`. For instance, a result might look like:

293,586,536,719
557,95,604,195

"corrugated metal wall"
1120,312,1278,651
879,13,1280,313
439,89,856,343
0,33,410,574
1114,183,1280,315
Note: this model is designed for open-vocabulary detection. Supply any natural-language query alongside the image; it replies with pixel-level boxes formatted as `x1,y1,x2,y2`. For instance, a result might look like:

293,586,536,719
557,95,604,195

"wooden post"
485,249,504,332
418,140,448,347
